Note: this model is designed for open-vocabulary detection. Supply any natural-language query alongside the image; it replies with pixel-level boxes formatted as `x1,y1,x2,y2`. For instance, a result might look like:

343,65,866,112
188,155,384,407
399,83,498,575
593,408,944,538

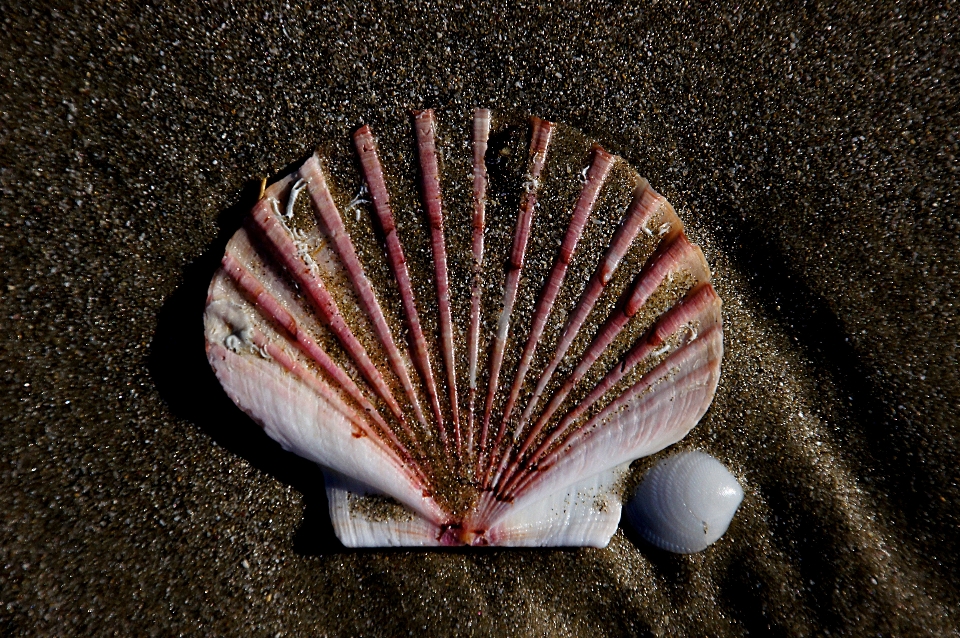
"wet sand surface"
1,1,957,635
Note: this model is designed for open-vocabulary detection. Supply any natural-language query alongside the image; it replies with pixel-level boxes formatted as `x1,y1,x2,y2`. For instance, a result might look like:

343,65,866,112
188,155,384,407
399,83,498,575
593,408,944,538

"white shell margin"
625,450,744,553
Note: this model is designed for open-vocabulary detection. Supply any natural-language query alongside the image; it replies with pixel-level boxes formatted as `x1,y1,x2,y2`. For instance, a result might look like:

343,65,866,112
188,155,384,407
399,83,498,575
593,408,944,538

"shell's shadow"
148,171,344,556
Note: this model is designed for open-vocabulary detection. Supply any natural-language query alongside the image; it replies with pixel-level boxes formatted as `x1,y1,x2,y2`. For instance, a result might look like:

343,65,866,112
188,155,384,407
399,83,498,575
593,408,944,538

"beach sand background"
1,1,957,635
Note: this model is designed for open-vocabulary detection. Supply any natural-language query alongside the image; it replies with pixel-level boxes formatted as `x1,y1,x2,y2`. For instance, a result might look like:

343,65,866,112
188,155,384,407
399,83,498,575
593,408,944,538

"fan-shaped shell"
203,108,723,547
625,451,744,553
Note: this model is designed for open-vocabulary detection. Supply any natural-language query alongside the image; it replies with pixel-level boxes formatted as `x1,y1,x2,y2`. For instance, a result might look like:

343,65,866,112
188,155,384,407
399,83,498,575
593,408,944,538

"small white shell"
625,451,744,553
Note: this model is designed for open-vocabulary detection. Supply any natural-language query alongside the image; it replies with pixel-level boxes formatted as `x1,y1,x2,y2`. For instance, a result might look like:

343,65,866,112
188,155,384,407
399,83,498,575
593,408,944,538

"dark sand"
1,1,957,635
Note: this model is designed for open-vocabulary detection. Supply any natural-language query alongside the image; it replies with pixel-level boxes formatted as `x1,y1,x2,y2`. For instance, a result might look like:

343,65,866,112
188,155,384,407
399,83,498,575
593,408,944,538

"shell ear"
324,462,632,548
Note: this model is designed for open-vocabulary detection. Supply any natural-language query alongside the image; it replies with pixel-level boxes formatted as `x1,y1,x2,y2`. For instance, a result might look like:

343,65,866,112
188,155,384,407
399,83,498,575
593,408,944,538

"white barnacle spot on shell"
224,334,243,352
651,343,672,358
206,300,254,353
203,109,724,547
342,182,371,224
285,178,307,219
625,450,744,553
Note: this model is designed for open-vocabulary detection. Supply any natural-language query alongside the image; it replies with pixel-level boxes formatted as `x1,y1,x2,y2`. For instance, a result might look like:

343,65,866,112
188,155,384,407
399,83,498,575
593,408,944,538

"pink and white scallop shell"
203,109,723,547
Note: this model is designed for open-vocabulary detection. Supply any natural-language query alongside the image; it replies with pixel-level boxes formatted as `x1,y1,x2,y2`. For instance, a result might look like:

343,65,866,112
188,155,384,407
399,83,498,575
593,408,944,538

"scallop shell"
203,109,723,547
625,451,744,553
